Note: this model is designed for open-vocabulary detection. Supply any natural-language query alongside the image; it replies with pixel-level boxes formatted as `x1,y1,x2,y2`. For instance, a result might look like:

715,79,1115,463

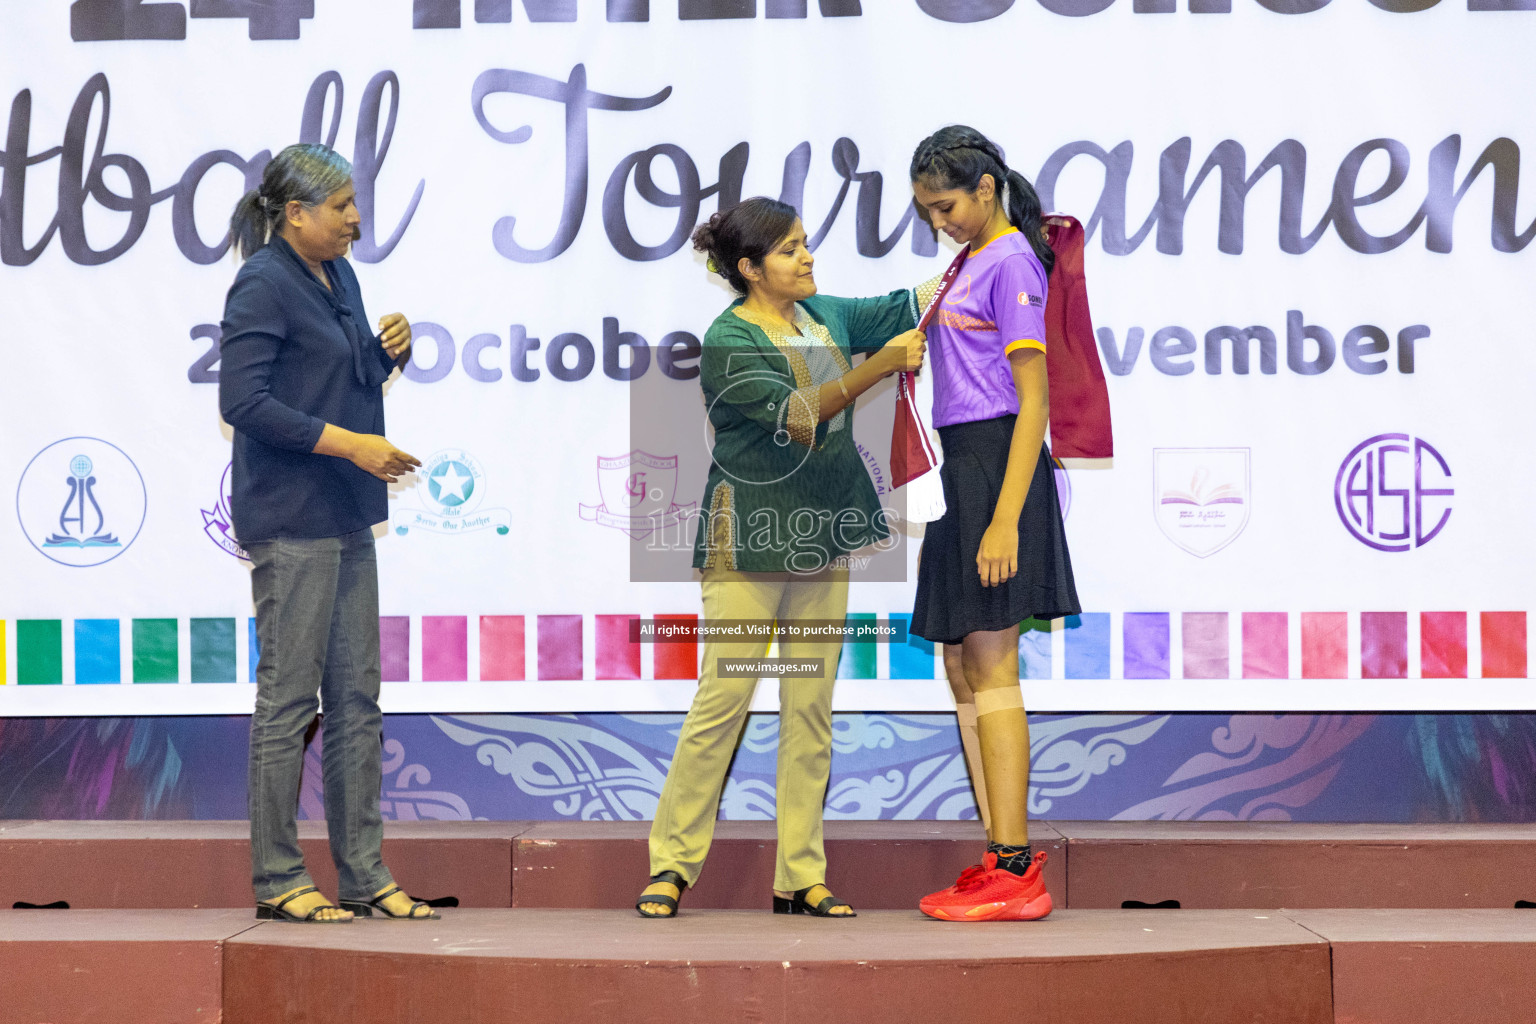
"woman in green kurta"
637,197,926,919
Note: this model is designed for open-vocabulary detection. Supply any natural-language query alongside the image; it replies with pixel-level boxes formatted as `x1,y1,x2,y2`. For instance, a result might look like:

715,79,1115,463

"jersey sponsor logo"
1019,292,1044,308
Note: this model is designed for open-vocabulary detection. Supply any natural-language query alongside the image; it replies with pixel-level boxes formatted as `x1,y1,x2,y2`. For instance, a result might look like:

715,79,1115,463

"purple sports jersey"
929,228,1049,428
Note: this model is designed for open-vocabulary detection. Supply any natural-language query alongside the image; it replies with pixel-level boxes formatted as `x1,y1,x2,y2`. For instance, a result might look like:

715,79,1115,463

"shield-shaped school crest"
1153,448,1250,557
580,451,694,540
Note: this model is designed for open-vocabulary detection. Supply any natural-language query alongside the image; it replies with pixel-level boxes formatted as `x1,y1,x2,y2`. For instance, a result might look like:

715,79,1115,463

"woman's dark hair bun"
690,214,722,258
691,198,798,295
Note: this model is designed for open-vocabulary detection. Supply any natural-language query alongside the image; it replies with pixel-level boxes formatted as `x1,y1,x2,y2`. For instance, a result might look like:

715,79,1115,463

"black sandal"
255,885,352,923
773,884,856,918
636,870,687,919
339,884,439,920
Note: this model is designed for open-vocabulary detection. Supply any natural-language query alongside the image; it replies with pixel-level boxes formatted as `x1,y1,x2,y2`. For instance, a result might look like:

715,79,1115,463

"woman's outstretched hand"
878,329,927,376
348,434,421,483
314,424,421,483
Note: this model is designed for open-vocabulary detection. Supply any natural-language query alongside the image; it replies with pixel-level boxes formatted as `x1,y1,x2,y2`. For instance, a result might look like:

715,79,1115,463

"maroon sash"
890,247,968,488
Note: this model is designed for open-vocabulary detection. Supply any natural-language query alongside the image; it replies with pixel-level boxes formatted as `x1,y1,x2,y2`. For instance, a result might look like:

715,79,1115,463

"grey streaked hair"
228,143,353,261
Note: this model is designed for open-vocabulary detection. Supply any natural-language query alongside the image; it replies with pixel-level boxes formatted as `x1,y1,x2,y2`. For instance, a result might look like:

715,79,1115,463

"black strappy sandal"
255,885,353,923
773,884,856,918
339,884,439,920
636,870,687,919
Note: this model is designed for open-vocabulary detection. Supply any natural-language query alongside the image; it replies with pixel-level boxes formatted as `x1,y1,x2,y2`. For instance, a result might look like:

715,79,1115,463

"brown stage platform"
0,820,530,910
223,908,1331,1024
1055,821,1536,909
9,906,1536,1024
1287,909,1536,1024
8,819,1536,912
0,907,1331,1024
511,820,1066,909
0,908,250,1024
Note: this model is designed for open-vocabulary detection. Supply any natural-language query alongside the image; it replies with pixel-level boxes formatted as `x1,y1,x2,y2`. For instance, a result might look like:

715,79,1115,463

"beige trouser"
649,566,848,893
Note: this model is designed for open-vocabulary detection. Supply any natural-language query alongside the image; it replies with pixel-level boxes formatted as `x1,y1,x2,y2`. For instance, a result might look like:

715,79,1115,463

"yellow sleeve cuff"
1005,339,1047,356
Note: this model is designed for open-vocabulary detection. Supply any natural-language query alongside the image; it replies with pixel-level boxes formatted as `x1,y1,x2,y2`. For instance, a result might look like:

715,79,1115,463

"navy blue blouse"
218,235,397,544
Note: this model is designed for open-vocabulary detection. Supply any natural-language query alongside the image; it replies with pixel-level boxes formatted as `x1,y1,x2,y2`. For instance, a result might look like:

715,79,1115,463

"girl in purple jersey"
907,125,1081,922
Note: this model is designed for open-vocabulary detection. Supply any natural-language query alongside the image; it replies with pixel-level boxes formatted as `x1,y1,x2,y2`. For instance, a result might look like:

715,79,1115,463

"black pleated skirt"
911,415,1082,645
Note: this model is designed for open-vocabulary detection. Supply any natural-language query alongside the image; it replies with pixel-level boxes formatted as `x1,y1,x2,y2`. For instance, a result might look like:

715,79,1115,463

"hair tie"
706,257,720,274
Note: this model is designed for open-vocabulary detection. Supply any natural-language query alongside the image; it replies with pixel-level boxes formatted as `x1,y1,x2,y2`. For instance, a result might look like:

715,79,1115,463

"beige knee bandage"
973,686,1025,717
952,701,991,834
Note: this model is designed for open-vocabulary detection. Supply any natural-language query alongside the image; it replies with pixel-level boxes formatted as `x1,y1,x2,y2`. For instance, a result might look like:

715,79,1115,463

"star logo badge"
429,460,474,507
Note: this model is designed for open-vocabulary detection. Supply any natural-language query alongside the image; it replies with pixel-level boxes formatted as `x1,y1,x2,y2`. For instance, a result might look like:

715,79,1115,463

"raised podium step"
1284,909,1536,1024
0,908,250,1024
1055,822,1536,909
510,819,1067,909
221,908,1332,1024
6,820,1536,914
6,905,1534,1022
0,820,531,910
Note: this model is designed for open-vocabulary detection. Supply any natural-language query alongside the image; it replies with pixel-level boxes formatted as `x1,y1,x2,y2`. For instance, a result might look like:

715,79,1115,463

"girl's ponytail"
1002,167,1054,276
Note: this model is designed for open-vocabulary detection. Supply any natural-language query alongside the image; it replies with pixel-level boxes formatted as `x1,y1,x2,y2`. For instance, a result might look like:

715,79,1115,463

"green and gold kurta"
692,289,919,574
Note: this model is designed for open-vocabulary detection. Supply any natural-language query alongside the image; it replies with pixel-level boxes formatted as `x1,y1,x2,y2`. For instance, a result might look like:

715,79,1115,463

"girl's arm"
976,348,1049,587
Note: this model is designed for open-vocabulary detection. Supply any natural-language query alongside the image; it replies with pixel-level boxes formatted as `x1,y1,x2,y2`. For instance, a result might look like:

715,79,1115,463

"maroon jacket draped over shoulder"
1042,214,1113,467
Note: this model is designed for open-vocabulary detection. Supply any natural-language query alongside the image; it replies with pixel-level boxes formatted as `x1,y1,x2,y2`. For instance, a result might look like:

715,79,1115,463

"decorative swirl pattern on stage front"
3,711,1536,824
415,712,1173,822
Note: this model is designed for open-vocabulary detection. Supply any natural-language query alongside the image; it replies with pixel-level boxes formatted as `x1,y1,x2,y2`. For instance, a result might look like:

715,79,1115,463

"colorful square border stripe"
18,620,63,686
0,612,1526,685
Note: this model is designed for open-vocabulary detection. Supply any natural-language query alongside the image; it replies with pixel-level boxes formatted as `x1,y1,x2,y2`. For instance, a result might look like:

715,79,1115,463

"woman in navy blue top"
219,143,433,923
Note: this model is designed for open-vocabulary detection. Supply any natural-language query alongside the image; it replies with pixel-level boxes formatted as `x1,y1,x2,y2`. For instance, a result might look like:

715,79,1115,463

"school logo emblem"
17,437,147,567
201,462,248,560
1334,433,1452,552
1153,448,1250,557
392,448,511,536
580,451,695,540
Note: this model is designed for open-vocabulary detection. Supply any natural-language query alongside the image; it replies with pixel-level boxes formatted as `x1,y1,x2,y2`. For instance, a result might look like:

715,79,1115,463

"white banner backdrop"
2,0,1534,714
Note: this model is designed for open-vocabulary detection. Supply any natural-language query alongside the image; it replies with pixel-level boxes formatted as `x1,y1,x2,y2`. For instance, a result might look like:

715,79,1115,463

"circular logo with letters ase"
1334,433,1452,552
17,437,147,567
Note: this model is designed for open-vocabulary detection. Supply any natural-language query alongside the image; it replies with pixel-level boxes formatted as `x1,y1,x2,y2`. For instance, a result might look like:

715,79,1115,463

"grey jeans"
245,527,394,904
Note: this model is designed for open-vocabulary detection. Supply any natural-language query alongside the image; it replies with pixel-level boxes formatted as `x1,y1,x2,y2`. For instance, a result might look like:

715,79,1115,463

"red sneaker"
919,851,1052,922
